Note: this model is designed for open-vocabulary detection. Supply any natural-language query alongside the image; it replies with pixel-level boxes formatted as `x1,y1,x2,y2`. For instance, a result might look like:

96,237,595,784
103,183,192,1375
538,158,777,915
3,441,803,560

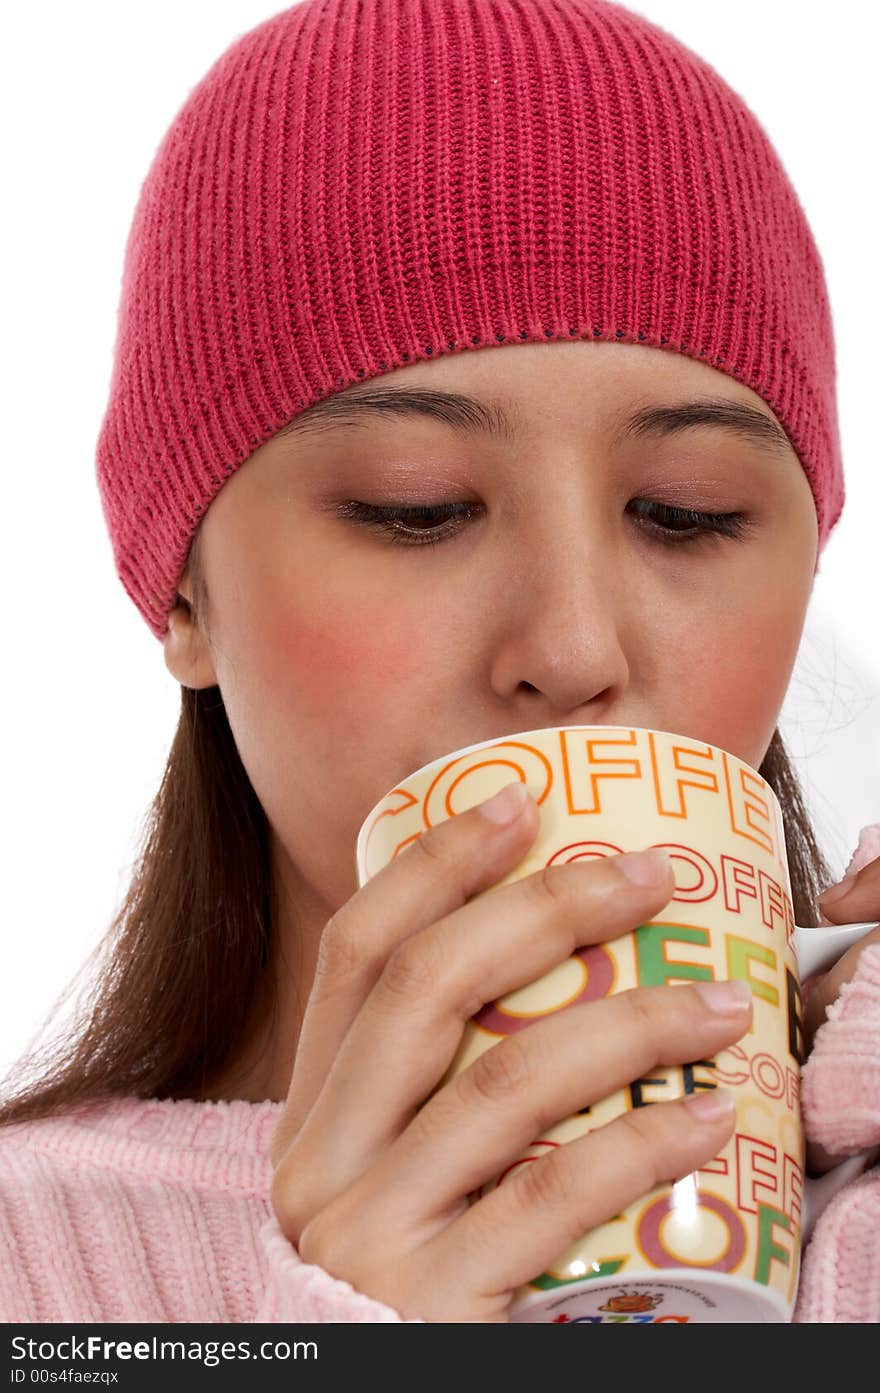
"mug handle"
792,919,880,1240
792,919,878,980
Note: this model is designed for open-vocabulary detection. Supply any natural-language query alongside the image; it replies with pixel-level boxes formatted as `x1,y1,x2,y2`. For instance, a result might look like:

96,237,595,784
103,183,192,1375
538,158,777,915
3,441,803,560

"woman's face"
165,340,818,930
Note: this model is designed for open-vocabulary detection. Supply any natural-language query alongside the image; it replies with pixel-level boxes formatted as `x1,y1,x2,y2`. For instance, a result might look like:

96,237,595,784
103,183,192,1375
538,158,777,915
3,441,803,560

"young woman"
2,0,878,1324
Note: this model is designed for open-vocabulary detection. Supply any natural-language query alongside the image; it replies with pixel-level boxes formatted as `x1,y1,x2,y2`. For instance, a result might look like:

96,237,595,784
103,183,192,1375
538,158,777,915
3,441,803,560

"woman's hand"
268,786,752,1323
804,853,880,1174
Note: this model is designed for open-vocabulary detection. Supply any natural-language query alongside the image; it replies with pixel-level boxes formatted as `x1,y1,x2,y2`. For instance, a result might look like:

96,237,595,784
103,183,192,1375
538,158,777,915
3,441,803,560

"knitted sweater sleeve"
796,944,880,1324
253,1213,425,1322
800,943,880,1155
793,824,880,1324
800,820,880,1156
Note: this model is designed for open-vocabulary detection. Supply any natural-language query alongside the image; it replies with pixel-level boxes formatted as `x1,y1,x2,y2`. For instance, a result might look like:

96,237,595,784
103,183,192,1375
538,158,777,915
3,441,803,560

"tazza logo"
599,1290,663,1314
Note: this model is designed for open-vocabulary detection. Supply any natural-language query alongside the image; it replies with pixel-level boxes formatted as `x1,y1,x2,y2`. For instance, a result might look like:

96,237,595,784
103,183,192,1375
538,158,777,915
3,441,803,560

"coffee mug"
354,726,877,1323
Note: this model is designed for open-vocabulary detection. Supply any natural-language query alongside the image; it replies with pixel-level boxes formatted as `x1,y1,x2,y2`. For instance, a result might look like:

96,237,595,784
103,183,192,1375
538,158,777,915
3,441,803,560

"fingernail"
479,781,529,825
616,847,671,886
685,1089,735,1121
695,979,753,1014
819,873,857,906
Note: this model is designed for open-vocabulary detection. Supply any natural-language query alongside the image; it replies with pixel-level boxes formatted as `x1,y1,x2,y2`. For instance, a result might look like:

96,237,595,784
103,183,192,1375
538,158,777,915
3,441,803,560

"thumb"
802,924,880,1059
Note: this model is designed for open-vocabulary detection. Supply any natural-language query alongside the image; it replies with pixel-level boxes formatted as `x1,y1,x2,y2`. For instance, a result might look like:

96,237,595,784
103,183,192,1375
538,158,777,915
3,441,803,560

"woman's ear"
163,591,219,690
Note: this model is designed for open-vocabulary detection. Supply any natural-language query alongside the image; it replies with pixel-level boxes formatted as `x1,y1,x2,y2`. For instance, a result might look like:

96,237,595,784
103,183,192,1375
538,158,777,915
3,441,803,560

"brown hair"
0,530,837,1129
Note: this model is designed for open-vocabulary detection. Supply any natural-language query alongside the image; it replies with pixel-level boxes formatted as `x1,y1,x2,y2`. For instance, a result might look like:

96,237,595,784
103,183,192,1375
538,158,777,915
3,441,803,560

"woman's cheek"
672,599,803,764
267,600,427,730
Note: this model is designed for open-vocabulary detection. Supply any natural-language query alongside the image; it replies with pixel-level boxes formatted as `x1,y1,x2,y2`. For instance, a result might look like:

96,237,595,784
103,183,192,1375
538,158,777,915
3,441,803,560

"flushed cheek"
670,603,801,764
258,597,427,741
225,598,433,891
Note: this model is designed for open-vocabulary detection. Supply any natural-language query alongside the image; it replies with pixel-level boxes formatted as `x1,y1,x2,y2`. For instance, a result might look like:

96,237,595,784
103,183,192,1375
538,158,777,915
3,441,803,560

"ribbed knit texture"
95,0,844,641
801,945,880,1157
793,831,880,1325
793,1172,880,1324
0,1098,418,1323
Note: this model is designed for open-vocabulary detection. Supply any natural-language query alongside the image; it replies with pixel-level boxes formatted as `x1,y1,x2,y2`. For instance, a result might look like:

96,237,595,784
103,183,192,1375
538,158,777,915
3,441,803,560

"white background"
1,1,876,1083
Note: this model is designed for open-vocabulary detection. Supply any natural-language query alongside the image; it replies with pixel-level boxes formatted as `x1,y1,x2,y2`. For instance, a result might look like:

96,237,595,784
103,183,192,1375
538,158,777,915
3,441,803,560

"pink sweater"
2,835,879,1324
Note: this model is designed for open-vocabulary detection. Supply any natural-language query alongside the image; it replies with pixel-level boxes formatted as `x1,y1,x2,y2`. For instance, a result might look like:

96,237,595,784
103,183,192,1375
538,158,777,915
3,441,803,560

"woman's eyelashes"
332,498,753,549
628,499,752,547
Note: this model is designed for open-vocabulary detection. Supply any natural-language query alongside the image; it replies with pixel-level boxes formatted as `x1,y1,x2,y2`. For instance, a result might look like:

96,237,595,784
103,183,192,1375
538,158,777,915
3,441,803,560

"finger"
273,782,541,1157
368,979,750,1229
817,857,880,924
802,923,880,1056
425,1091,736,1314
278,850,676,1211
805,1136,855,1176
806,1139,880,1178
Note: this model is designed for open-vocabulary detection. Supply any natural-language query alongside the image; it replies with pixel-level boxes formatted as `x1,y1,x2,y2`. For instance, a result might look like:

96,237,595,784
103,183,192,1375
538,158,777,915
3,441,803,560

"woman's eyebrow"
277,387,520,445
619,397,793,457
277,386,792,457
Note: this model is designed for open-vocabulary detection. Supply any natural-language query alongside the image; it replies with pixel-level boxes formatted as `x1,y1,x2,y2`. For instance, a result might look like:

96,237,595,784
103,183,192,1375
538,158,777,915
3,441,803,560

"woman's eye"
334,500,481,547
334,499,751,548
628,500,752,546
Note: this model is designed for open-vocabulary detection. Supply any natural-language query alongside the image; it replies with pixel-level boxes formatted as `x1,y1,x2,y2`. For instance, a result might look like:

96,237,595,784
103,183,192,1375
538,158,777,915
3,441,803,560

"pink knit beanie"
95,0,844,641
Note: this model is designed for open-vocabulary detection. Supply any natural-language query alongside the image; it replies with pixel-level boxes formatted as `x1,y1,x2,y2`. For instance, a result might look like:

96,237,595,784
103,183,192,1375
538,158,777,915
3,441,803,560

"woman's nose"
488,526,632,714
